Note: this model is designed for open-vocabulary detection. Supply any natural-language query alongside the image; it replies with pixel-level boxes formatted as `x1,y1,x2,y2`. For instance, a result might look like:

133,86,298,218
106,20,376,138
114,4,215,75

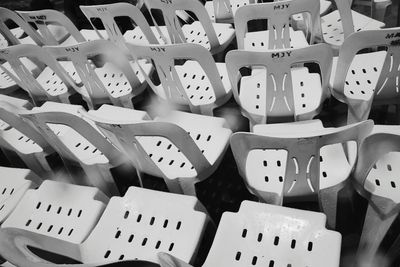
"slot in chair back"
80,3,160,50
234,0,322,50
17,9,86,46
226,44,332,125
126,42,231,115
45,40,150,109
331,27,400,123
0,44,78,106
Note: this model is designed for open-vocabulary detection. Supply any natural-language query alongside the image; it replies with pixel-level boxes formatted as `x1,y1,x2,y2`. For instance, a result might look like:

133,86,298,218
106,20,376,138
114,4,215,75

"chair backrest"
0,44,76,106
331,27,400,123
230,120,373,201
234,0,321,49
126,42,227,114
80,3,160,50
0,100,53,155
17,9,86,45
143,0,221,53
211,0,257,22
88,111,212,180
0,167,39,224
45,40,144,109
0,7,44,47
2,180,108,244
226,44,332,123
202,201,341,267
354,132,400,216
19,102,125,166
81,186,210,263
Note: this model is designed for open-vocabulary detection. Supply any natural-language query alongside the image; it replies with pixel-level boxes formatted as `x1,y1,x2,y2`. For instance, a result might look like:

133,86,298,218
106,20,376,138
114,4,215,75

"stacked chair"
0,0,400,266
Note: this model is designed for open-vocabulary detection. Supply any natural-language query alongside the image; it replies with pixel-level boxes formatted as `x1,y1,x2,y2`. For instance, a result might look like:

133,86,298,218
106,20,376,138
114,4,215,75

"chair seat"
47,123,109,165
239,67,323,121
2,180,108,244
1,58,38,90
330,51,388,102
94,59,152,98
137,111,231,180
244,27,308,51
0,126,43,154
364,125,400,204
182,21,235,53
155,61,231,107
322,10,385,48
80,186,209,263
124,26,170,45
0,167,37,224
203,200,341,267
246,121,352,196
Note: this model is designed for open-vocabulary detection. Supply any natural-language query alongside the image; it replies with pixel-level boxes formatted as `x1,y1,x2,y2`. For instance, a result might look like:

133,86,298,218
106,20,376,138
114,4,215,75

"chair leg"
81,164,120,197
319,184,342,229
163,177,197,196
385,231,400,265
372,1,391,22
18,152,53,179
356,204,397,264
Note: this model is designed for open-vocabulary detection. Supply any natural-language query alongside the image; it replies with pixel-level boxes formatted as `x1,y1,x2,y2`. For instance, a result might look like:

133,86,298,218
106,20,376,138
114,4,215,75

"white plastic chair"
0,44,82,106
17,9,108,46
0,96,55,178
0,166,40,224
234,0,322,51
45,40,153,109
158,201,341,267
230,119,373,228
126,42,232,116
226,44,332,127
330,27,400,124
19,102,130,196
0,186,211,266
0,7,44,95
86,106,232,196
143,0,235,55
320,0,385,51
205,0,256,23
352,127,400,265
80,3,166,51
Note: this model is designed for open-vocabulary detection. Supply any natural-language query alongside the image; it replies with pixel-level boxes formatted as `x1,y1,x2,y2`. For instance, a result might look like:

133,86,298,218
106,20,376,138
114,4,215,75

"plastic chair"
320,0,385,51
19,102,130,196
353,127,400,265
86,106,232,196
0,44,83,106
0,96,55,178
234,0,321,51
45,40,153,109
226,44,332,127
330,27,400,124
80,3,166,51
205,0,256,23
17,9,108,46
126,42,232,116
0,166,40,224
0,7,44,95
158,201,341,267
2,179,108,243
0,186,211,266
143,0,235,55
230,119,373,228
